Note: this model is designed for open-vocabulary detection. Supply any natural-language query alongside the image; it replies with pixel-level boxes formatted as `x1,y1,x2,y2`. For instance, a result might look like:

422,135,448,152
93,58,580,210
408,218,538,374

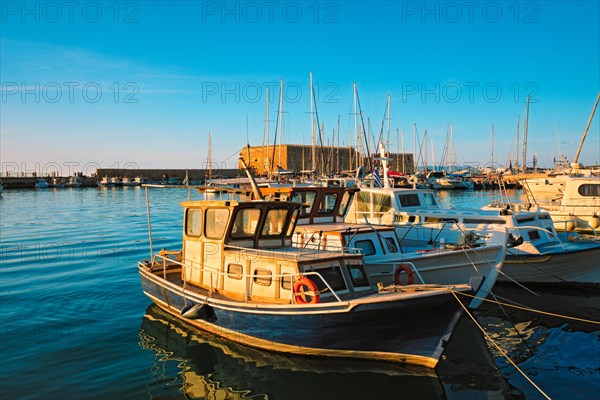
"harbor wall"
95,168,241,180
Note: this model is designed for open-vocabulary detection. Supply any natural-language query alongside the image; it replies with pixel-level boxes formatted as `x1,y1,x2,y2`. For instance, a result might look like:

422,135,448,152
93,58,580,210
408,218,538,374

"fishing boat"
98,176,123,187
355,143,600,284
527,175,600,233
34,179,50,189
122,176,139,187
138,185,483,368
252,183,505,309
50,178,65,188
65,176,81,188
348,166,600,284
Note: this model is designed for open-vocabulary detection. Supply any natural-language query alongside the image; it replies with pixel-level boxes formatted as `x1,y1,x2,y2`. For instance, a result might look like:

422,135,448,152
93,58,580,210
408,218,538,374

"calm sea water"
0,187,598,399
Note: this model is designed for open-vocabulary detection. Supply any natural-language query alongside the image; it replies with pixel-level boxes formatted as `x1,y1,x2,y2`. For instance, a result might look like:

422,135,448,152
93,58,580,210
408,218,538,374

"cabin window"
578,184,600,197
261,208,288,236
356,191,370,212
538,214,552,220
281,273,292,290
337,191,353,217
423,193,437,207
291,191,316,216
373,192,392,214
231,208,261,238
385,237,399,253
185,209,202,237
348,264,370,287
354,239,376,256
398,193,421,207
305,266,346,291
253,269,272,286
205,208,230,239
516,216,535,224
318,193,338,214
286,209,300,237
227,263,243,280
527,230,541,241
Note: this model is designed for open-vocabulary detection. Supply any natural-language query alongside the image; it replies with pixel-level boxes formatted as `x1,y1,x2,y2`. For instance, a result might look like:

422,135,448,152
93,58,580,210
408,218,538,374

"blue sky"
1,1,599,174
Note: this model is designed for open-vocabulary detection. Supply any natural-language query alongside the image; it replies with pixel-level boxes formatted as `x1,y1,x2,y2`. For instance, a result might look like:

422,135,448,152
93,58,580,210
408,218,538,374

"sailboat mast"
572,91,600,165
337,115,341,173
424,130,428,172
310,72,316,172
353,82,359,170
516,116,520,171
206,131,212,180
522,95,530,173
278,79,284,170
401,128,405,174
264,87,270,175
413,123,417,172
386,94,391,150
491,123,495,168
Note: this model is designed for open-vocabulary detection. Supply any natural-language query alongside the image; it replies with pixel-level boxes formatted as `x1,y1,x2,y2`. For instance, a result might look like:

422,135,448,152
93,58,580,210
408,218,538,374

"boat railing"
147,252,346,304
367,261,426,284
555,219,599,238
224,243,355,258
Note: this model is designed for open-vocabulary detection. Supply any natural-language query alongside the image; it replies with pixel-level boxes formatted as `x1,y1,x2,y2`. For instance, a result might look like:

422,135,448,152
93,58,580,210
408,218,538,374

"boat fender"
508,234,524,248
393,264,415,285
182,303,216,321
589,214,600,230
293,278,320,304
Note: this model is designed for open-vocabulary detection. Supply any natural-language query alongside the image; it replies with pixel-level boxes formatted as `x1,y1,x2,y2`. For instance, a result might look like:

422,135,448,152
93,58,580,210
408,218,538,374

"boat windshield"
291,191,317,217
261,208,288,237
231,208,262,238
423,192,437,207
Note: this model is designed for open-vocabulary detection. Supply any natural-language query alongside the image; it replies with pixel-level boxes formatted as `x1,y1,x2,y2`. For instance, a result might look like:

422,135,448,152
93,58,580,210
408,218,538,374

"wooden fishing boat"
255,184,506,308
138,193,482,368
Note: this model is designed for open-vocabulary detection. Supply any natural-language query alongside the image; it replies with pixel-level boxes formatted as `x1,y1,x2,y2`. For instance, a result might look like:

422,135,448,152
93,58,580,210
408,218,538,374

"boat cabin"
256,186,358,225
179,199,369,304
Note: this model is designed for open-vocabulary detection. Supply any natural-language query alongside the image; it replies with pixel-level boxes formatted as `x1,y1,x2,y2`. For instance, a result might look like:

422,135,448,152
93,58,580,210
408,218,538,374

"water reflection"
138,304,527,399
139,304,446,399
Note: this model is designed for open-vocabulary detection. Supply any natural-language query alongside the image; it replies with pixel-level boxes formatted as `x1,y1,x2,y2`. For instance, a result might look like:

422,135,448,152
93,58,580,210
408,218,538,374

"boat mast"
386,94,391,153
278,79,284,171
491,123,495,168
206,131,212,181
516,116,520,171
353,82,359,170
522,95,530,173
401,128,405,174
572,91,600,166
413,123,417,172
424,129,428,173
337,115,341,173
264,86,270,176
310,72,316,173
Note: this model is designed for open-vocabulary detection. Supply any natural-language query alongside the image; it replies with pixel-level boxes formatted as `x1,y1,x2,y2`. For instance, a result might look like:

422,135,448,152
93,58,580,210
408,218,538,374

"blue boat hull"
140,267,466,367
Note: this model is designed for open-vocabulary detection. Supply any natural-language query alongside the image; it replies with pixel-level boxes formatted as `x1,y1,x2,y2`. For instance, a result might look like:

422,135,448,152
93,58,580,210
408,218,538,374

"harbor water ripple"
0,188,598,399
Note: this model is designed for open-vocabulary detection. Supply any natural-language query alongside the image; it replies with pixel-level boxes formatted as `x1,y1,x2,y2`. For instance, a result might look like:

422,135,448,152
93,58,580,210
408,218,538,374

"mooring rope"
454,291,600,325
449,290,552,400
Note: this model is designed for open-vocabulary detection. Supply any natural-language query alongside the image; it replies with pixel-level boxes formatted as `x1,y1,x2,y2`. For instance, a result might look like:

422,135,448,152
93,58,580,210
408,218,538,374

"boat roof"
295,222,396,233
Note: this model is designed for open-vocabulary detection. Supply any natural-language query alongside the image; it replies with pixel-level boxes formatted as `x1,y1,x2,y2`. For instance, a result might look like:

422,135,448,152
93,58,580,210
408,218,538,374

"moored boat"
138,192,482,368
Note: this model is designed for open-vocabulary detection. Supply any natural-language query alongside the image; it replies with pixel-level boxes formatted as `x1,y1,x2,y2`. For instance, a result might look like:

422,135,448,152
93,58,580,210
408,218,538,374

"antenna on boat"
239,156,264,200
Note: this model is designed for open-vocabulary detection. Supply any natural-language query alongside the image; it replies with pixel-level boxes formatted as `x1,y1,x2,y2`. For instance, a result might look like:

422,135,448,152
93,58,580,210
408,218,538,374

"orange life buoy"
394,264,415,285
293,277,320,304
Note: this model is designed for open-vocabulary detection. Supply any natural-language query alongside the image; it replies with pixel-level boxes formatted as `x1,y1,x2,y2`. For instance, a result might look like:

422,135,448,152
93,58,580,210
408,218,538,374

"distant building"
238,144,414,176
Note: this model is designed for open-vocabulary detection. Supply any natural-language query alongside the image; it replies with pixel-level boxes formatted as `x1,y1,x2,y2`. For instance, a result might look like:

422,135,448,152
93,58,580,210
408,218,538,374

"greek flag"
373,168,382,188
